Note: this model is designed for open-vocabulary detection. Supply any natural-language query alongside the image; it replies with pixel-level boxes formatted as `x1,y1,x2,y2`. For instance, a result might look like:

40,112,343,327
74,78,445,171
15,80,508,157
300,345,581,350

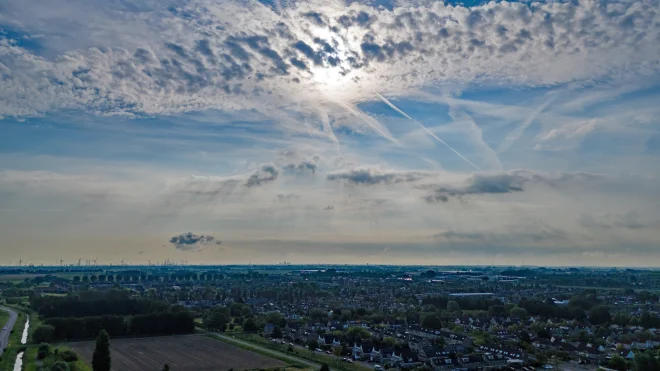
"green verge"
0,310,27,371
207,332,371,371
22,345,91,371
206,333,309,369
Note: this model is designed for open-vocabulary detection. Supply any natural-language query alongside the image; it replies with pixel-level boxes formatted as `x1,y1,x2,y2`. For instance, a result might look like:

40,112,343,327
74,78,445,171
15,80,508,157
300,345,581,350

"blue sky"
1,0,660,266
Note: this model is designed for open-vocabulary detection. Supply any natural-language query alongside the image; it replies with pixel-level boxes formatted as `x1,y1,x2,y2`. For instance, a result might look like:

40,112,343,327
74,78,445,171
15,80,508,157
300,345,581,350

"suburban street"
0,306,18,356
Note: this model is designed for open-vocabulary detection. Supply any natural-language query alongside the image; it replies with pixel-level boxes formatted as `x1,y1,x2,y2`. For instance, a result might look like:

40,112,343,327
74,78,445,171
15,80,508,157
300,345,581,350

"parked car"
374,365,383,371
315,348,323,352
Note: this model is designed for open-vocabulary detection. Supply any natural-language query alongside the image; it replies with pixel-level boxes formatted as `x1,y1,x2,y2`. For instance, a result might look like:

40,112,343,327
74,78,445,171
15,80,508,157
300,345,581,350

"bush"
58,349,78,362
50,361,70,371
34,325,56,344
38,343,51,360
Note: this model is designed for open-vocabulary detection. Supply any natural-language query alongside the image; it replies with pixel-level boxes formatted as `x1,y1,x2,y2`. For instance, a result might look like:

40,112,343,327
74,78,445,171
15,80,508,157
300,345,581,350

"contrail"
376,92,482,171
497,94,557,154
341,102,400,145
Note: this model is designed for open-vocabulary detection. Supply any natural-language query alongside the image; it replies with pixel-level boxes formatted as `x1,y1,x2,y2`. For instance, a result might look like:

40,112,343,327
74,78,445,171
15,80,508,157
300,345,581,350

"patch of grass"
0,311,8,329
207,334,306,368
23,345,91,371
225,333,371,371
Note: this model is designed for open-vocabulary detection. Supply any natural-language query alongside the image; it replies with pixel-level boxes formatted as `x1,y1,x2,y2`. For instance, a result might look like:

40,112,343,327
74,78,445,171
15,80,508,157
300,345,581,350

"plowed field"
70,335,287,371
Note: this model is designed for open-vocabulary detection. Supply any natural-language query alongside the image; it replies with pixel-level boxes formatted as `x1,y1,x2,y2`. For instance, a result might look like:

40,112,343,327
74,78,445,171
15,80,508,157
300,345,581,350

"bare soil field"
70,335,288,371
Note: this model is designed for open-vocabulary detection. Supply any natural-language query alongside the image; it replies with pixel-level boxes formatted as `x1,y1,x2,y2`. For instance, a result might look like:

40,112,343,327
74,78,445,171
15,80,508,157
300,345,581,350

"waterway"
12,315,29,371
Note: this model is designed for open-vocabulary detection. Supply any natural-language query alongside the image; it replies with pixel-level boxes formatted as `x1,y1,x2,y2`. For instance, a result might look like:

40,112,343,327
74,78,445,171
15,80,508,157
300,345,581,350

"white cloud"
1,0,658,122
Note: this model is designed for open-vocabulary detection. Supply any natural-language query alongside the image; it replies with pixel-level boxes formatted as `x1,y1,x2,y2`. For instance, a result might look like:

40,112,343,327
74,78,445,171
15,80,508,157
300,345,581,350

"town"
1,264,659,371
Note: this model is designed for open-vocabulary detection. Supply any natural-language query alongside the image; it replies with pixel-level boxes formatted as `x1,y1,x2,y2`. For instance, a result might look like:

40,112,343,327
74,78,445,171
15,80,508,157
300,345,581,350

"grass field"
22,345,91,371
70,335,288,371
0,311,8,329
228,333,371,371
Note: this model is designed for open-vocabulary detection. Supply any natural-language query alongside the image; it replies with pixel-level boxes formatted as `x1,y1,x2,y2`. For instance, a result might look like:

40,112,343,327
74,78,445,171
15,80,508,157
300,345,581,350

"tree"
272,325,283,339
33,325,55,343
447,301,460,312
421,314,443,330
243,318,258,332
510,307,528,319
308,340,319,352
333,345,343,359
92,330,111,371
608,355,627,371
489,305,508,317
320,363,330,371
633,351,660,371
381,337,397,348
162,364,170,371
589,305,611,325
204,307,231,331
613,312,631,326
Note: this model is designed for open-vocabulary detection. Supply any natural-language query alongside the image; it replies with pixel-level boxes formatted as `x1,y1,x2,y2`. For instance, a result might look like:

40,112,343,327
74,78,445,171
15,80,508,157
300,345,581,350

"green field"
228,332,371,371
23,345,91,371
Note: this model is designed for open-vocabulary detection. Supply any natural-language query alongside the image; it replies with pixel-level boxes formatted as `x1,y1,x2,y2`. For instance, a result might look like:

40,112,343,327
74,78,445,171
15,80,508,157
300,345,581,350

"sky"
1,0,660,266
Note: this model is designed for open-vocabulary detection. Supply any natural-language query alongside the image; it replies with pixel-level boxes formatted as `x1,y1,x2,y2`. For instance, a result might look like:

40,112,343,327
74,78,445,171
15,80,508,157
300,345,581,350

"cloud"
283,160,318,174
168,232,221,251
245,164,279,187
326,167,427,185
1,0,659,120
578,211,648,230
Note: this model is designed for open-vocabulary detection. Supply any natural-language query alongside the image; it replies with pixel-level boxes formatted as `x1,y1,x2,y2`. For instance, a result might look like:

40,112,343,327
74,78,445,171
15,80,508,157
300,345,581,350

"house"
619,350,635,360
379,348,402,366
458,355,485,369
264,323,275,336
319,334,341,347
284,322,301,341
398,349,421,368
387,319,406,329
429,356,460,371
327,320,343,331
352,342,373,360
570,342,606,362
482,353,507,368
408,336,431,352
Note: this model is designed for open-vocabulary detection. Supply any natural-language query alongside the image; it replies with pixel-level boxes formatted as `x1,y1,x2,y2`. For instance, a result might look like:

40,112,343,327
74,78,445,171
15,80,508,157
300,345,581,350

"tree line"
35,311,194,341
30,289,169,318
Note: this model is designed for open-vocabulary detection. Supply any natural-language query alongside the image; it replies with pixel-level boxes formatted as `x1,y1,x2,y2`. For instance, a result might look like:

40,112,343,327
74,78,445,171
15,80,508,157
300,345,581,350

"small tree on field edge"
92,330,111,371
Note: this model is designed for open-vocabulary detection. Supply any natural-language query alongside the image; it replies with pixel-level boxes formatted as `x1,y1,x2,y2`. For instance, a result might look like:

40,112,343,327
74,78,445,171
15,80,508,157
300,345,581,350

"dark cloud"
169,232,220,251
302,11,326,26
425,172,539,202
283,161,317,174
293,40,322,66
245,164,279,187
290,57,308,70
276,193,300,202
327,168,425,185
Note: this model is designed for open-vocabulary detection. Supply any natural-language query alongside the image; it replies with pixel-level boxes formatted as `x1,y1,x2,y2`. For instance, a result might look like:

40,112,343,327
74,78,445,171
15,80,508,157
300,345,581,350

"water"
11,315,29,371
12,351,23,371
20,316,29,344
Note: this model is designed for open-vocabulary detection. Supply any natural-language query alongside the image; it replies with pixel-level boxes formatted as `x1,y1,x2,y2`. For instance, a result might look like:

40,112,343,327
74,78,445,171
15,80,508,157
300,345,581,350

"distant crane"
78,258,81,267
18,258,22,267
120,259,125,266
59,259,64,266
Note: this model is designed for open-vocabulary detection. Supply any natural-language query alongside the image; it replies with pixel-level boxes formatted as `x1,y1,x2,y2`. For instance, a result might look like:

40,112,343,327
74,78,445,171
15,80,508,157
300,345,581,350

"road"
212,332,324,370
0,306,18,356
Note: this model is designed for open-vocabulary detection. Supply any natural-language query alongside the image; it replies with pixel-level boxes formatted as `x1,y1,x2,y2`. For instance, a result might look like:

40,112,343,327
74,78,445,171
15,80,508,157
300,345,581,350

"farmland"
70,335,288,371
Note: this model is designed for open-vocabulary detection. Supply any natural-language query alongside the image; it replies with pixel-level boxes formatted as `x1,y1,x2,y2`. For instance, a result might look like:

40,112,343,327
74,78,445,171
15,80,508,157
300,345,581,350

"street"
0,306,18,356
